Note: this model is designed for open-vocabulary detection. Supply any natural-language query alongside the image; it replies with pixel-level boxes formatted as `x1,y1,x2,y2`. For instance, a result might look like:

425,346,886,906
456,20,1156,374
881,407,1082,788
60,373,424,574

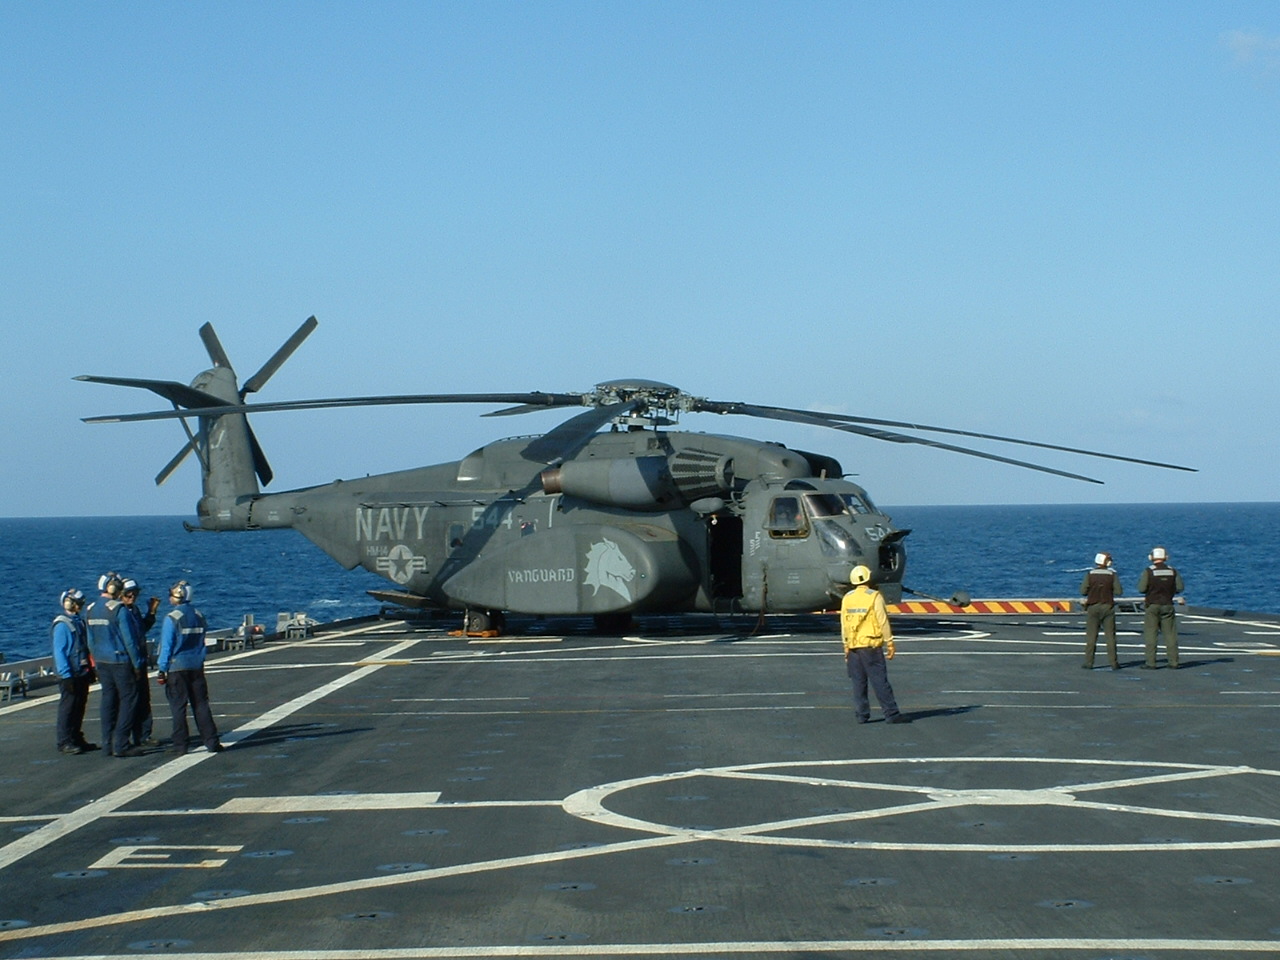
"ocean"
3,502,1277,663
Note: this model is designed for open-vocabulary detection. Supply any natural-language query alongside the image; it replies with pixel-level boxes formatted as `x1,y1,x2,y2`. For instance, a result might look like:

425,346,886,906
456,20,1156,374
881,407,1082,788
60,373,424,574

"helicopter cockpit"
742,477,906,607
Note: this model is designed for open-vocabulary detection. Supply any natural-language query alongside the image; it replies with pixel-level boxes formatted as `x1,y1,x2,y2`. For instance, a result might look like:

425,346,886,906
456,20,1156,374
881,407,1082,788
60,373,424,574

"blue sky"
3,2,1277,517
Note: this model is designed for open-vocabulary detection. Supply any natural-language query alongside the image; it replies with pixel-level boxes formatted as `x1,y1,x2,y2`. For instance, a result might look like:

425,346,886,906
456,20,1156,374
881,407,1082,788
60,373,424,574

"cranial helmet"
121,578,139,594
170,580,193,602
1094,553,1111,567
98,571,123,593
849,565,872,585
60,588,85,606
1151,546,1168,561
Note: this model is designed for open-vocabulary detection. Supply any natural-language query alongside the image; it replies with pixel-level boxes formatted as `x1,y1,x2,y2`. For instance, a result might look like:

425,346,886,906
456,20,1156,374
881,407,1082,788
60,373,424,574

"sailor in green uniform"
1080,552,1122,670
1138,546,1183,669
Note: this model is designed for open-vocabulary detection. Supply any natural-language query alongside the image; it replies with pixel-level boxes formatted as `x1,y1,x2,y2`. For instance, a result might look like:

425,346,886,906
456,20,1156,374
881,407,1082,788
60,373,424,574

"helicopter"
78,317,1195,634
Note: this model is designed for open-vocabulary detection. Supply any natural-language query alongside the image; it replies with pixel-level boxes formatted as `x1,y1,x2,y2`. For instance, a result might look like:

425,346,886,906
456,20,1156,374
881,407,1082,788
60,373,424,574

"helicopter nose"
828,563,861,587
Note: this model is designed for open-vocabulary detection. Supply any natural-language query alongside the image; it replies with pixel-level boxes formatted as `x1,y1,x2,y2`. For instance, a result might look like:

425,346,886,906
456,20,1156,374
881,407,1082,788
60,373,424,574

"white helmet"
1150,546,1168,561
849,565,872,585
1094,552,1111,567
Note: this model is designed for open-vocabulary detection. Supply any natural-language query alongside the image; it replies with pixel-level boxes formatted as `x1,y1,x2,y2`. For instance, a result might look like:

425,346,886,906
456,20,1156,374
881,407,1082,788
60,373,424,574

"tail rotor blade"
155,440,196,486
242,316,318,396
246,423,274,487
199,323,232,369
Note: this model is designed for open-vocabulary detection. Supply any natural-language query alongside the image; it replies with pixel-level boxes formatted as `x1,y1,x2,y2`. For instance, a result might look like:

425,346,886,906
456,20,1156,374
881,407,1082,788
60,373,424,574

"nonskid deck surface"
2,608,1279,958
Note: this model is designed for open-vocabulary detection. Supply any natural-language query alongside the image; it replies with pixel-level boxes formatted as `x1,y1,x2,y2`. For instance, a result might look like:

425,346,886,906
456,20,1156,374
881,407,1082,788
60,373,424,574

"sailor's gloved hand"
156,672,167,686
148,597,161,615
885,640,896,660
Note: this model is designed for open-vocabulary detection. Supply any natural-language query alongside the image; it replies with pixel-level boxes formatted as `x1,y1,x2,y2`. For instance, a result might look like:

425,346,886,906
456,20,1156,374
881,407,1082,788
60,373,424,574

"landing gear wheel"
463,609,505,636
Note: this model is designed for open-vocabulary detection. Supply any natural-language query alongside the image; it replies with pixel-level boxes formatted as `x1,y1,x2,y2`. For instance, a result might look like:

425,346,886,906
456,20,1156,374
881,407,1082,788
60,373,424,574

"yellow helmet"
849,565,872,586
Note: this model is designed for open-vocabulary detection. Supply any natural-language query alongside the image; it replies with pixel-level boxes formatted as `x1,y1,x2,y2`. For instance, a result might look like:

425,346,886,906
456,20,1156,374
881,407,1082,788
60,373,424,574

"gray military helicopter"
79,318,1194,633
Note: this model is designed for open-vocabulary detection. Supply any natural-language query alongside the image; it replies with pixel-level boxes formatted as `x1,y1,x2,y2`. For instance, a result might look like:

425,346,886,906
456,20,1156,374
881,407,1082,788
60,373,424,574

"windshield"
840,492,877,515
804,493,848,518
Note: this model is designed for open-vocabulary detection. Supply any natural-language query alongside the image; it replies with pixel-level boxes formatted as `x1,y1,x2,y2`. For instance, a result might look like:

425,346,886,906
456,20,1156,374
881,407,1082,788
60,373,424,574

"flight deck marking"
3,756,1280,953
943,689,1079,695
89,844,243,869
118,799,561,817
3,941,1280,957
1043,630,1142,637
562,757,1280,853
469,637,565,644
393,696,532,703
1186,614,1280,630
0,626,420,872
5,626,1280,955
213,793,443,813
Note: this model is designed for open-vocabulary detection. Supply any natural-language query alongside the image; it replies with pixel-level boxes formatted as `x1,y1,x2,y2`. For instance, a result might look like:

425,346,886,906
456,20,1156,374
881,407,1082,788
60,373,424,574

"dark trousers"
1144,604,1179,667
165,669,220,751
56,675,91,748
96,662,139,755
131,669,154,744
1084,603,1118,668
846,646,901,721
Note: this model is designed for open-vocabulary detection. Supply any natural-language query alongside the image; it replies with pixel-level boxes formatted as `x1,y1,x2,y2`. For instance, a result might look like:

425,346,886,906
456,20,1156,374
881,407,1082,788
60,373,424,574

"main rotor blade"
694,401,1105,483
81,391,590,424
770,404,1197,473
521,402,636,463
241,316,319,396
199,323,232,369
694,399,1196,474
74,375,226,411
483,398,588,417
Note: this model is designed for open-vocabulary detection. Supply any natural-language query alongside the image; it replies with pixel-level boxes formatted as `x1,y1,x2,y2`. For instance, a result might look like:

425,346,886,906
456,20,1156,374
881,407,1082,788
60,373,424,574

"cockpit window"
766,496,809,538
804,493,847,518
841,493,876,515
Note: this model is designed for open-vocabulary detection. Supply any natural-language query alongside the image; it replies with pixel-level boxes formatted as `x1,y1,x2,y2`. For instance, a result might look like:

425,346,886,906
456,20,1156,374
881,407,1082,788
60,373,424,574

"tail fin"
77,317,317,530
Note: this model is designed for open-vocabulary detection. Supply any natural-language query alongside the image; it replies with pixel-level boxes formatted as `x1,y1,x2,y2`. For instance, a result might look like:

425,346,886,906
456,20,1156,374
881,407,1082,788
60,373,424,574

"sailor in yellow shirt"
840,565,909,724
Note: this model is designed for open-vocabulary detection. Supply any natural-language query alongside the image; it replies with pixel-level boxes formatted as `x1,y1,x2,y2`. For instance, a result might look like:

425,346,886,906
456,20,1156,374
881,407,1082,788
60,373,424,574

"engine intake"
541,456,680,511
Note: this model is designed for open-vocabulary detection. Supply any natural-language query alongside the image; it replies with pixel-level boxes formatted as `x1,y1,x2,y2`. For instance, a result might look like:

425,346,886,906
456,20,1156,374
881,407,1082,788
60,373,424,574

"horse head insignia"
584,538,635,603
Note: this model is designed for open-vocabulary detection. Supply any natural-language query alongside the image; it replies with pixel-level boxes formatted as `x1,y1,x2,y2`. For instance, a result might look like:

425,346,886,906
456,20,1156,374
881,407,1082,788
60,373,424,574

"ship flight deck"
2,606,1280,958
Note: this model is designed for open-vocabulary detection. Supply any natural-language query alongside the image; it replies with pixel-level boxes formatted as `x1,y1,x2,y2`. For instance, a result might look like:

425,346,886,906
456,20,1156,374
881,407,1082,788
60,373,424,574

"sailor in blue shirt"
84,572,143,757
120,578,159,746
51,589,96,754
157,580,224,754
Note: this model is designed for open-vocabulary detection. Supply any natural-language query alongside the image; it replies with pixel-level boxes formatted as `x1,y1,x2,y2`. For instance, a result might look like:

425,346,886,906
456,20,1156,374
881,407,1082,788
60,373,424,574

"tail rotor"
78,316,319,502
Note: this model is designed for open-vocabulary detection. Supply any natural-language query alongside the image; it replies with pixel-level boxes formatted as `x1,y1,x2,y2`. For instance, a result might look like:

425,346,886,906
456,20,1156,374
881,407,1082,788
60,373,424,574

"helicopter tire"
463,608,505,635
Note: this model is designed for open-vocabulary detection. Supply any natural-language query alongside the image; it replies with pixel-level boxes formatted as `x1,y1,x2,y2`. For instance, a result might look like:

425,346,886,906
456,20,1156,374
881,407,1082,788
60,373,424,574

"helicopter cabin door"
706,512,743,603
